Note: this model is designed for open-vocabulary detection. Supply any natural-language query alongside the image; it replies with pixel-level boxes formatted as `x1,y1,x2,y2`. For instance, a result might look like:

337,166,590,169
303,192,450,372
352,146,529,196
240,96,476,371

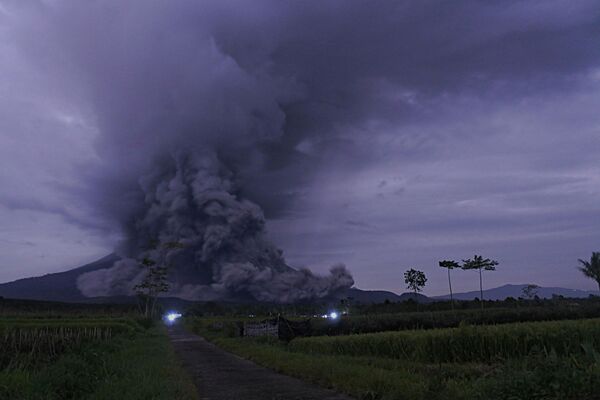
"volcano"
0,254,119,302
0,254,403,304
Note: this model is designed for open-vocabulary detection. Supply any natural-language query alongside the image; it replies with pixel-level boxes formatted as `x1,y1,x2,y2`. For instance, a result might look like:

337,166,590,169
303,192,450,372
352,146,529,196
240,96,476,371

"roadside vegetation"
190,316,600,400
0,311,197,400
187,296,600,338
290,318,600,362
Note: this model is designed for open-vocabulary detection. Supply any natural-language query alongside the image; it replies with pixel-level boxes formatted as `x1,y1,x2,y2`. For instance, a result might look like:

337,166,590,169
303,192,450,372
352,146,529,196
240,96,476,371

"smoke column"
56,1,364,302
77,152,353,301
1,0,598,295
9,1,593,301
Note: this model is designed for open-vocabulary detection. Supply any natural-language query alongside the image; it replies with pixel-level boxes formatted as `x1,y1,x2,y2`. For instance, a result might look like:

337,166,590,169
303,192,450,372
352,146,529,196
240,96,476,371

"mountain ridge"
1,255,597,303
434,283,599,301
0,255,405,304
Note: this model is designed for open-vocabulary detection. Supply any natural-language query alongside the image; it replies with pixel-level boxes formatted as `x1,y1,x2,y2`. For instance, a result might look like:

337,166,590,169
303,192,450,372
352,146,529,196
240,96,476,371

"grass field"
0,317,198,400
189,316,600,400
4,298,600,399
290,318,600,362
308,303,600,336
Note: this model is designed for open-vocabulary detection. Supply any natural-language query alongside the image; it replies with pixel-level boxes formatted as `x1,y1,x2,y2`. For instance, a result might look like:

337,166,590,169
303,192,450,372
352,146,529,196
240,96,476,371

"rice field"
0,319,135,368
0,313,197,400
308,302,600,336
194,315,600,399
289,318,600,363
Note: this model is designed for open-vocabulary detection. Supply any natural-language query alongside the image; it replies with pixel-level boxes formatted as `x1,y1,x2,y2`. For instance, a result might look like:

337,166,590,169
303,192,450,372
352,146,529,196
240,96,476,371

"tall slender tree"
134,257,169,318
439,260,460,310
134,240,184,318
461,255,499,310
577,252,600,292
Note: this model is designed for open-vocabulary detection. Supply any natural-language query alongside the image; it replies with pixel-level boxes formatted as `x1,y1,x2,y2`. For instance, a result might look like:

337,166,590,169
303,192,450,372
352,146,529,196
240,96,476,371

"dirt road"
168,325,353,400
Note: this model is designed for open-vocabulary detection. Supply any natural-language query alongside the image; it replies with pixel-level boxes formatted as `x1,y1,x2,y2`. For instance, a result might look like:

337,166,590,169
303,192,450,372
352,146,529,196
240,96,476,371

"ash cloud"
2,1,600,295
78,152,353,301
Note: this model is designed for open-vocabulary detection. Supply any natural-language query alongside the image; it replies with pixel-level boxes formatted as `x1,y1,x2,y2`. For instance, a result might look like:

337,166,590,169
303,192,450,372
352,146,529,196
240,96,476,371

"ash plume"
7,1,596,301
49,1,363,302
78,152,353,301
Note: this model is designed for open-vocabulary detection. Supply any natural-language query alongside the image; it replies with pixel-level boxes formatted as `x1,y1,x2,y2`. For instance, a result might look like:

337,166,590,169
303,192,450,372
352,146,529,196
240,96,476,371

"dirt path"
167,325,353,400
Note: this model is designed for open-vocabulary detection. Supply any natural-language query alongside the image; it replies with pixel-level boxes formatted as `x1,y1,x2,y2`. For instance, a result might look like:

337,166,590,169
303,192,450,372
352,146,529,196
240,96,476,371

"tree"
461,255,499,310
439,260,460,310
134,240,184,318
522,284,539,300
577,252,600,292
404,268,427,299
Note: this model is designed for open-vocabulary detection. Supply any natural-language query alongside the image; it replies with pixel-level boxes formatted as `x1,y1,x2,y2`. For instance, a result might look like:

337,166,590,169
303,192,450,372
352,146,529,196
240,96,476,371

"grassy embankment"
0,318,198,400
188,316,600,400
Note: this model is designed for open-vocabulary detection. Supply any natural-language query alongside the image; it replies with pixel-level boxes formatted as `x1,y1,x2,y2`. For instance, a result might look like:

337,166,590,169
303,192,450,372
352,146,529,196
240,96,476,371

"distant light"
329,311,339,320
165,312,182,323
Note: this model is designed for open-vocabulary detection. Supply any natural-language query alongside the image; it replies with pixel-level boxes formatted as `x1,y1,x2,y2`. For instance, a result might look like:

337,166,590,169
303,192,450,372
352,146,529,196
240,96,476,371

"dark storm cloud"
1,0,599,295
9,0,599,216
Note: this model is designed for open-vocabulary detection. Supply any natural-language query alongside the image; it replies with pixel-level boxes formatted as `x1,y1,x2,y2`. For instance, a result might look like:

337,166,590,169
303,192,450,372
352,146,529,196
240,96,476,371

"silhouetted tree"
577,252,600,292
462,255,499,310
439,260,460,310
404,268,427,299
522,284,539,300
134,240,184,318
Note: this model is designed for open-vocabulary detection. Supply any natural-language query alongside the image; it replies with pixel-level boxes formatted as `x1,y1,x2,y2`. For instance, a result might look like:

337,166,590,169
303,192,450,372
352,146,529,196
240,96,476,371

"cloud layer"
0,1,599,295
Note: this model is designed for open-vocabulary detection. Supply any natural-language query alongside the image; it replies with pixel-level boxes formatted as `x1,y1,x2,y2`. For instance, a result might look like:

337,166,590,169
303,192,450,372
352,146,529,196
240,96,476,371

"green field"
189,315,600,400
308,302,600,336
0,316,198,400
4,298,600,399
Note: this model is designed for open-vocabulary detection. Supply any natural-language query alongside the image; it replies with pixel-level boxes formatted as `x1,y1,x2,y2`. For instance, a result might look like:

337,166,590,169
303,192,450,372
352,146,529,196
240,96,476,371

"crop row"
0,321,135,368
310,305,600,336
0,317,140,328
289,318,600,363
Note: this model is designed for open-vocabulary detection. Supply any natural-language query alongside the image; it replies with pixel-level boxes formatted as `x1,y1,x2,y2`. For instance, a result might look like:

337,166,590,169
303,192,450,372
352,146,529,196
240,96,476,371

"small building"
243,317,311,341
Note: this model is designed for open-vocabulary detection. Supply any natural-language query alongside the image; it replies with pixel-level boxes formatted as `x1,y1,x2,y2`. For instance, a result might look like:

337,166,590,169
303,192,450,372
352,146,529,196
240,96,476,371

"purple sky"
1,1,599,296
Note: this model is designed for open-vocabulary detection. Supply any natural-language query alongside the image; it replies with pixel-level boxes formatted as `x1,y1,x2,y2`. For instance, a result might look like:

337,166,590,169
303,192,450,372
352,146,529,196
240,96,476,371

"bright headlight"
165,312,182,323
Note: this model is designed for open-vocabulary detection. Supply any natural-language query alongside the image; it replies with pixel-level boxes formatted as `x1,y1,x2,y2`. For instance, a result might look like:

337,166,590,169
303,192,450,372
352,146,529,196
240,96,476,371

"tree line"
403,254,498,311
404,252,600,311
134,242,600,319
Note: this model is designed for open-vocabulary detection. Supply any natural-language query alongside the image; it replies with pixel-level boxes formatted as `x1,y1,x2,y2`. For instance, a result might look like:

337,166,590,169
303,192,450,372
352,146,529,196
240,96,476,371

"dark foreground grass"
213,337,477,400
290,318,600,363
209,333,600,400
0,327,198,400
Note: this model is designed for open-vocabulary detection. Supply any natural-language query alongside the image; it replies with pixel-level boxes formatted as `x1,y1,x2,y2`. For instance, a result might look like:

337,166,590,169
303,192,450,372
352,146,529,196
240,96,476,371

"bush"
134,317,155,330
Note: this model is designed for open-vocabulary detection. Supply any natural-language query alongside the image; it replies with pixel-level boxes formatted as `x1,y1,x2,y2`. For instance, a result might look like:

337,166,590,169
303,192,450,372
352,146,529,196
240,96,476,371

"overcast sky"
1,0,599,296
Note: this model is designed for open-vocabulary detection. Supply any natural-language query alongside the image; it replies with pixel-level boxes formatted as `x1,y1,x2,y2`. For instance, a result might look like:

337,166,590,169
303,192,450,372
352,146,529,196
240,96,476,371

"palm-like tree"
462,255,499,310
577,252,600,292
439,260,460,310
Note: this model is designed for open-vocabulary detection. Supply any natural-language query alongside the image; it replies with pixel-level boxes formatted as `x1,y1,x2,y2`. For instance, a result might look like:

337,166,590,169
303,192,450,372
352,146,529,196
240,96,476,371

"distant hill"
0,255,421,304
0,254,118,302
341,288,431,304
435,284,599,301
3,257,596,304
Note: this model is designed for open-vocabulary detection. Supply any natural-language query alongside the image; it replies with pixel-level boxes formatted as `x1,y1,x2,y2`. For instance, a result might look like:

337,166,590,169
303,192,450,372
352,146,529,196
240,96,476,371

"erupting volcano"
77,153,353,302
